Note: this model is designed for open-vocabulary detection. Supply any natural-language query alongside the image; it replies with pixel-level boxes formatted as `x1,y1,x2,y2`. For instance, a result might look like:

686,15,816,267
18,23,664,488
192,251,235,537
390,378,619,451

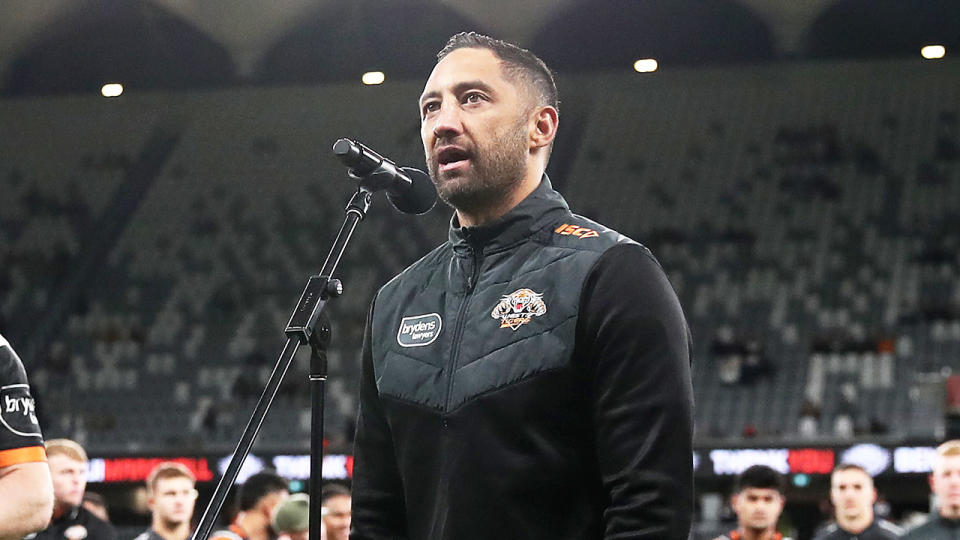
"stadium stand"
560,58,960,442
2,58,959,455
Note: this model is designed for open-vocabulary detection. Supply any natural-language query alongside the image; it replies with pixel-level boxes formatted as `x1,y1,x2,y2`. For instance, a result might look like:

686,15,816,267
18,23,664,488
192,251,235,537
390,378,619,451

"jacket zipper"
444,245,481,413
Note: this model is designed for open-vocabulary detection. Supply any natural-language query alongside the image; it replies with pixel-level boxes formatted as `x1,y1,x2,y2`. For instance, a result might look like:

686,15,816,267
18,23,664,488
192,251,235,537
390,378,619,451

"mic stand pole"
192,187,374,540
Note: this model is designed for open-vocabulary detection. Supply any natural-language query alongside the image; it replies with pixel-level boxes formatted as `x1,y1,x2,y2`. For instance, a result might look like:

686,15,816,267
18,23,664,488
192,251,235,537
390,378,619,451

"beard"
426,117,529,216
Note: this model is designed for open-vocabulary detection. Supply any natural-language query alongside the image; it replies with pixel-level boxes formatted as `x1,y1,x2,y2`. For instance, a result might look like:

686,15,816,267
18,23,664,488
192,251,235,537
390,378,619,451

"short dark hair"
437,32,559,114
320,483,351,504
238,471,288,511
734,465,785,494
146,462,196,493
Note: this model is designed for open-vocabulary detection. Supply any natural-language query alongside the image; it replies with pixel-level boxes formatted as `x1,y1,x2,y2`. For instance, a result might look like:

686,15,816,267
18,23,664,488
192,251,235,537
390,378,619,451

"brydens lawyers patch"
397,313,442,347
491,288,547,330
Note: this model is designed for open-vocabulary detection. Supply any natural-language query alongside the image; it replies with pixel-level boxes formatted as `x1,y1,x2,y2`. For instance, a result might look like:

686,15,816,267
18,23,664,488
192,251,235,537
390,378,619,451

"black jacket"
32,505,117,540
901,515,960,539
812,519,903,540
351,177,694,539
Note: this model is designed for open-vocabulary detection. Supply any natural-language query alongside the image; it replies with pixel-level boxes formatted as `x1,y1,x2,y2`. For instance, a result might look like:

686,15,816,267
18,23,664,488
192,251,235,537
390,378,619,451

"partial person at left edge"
33,438,117,540
0,332,54,540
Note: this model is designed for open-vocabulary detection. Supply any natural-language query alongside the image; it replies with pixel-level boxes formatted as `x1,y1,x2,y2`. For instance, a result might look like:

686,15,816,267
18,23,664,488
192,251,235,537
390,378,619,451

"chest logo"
491,288,547,330
555,223,600,238
397,313,442,347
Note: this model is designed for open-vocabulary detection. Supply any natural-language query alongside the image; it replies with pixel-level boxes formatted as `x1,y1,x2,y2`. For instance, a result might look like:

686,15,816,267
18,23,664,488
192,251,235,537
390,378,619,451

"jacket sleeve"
0,334,46,465
350,299,409,540
577,243,694,539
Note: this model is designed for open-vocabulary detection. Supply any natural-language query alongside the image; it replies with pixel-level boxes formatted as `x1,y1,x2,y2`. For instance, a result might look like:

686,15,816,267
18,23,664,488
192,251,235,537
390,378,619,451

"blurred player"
271,493,311,540
901,440,960,538
36,438,117,540
210,470,289,540
134,462,198,540
0,333,54,540
320,484,350,540
813,463,901,539
714,465,791,540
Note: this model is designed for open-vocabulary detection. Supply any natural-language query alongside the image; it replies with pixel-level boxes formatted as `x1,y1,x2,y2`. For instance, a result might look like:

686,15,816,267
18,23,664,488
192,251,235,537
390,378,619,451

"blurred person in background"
901,440,960,538
0,333,53,540
320,484,350,540
271,493,312,540
134,462,197,540
36,438,117,540
81,492,110,523
813,464,900,539
714,465,791,540
210,470,289,540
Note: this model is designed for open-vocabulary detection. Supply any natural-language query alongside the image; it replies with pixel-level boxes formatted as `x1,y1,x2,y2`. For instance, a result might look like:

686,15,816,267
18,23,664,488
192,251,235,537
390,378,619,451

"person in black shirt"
902,440,960,539
812,463,901,539
34,439,116,540
134,462,198,540
0,333,53,540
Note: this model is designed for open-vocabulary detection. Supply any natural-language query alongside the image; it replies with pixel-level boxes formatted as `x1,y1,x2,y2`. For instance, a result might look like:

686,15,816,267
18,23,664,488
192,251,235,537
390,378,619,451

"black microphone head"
387,167,437,215
333,138,357,161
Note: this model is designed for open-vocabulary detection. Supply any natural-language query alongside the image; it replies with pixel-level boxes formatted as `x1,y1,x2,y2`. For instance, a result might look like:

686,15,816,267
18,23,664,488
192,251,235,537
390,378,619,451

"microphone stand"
191,186,375,540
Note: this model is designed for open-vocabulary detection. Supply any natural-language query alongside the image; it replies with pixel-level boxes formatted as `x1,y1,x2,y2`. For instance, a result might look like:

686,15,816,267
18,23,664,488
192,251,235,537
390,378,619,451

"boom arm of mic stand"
191,188,373,540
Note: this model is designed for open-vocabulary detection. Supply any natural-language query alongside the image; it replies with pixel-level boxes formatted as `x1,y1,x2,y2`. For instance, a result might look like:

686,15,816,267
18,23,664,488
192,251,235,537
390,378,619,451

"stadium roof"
0,0,957,96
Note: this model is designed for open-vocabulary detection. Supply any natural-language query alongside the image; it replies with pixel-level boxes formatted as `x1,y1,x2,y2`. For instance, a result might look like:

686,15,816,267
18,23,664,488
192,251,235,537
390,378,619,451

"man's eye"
422,102,439,114
464,93,485,104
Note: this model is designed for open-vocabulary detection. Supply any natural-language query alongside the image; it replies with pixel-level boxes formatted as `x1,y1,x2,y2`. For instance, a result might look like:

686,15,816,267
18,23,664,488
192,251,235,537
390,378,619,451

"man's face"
49,454,87,507
419,47,532,212
732,487,783,532
150,476,197,527
322,494,351,540
830,468,875,521
931,455,960,510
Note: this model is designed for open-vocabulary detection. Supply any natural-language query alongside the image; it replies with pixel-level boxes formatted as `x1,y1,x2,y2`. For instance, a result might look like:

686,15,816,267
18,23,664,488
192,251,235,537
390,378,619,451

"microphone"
333,139,436,215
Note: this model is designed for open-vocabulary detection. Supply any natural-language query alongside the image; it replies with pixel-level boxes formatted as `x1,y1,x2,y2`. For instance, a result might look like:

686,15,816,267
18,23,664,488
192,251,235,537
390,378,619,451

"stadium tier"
2,58,959,456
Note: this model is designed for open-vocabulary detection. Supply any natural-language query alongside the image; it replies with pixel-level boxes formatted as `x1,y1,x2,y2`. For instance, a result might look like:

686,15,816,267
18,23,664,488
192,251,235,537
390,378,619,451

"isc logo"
554,223,599,238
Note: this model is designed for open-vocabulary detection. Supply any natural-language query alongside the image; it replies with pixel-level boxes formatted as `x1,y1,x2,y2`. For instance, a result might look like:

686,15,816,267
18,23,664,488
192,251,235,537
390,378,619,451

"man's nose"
432,103,463,139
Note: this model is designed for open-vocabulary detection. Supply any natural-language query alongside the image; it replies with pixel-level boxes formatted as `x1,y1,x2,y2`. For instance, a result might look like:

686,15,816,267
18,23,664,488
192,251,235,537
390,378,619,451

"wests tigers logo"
491,288,547,330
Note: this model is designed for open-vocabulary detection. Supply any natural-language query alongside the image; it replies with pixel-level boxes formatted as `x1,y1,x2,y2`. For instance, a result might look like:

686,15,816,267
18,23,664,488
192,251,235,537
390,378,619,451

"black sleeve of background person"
576,243,694,539
350,299,410,540
85,508,118,540
0,338,45,451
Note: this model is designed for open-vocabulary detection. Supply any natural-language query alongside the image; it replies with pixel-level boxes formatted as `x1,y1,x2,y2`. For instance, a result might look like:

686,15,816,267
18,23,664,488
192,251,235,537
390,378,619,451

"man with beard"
350,32,693,539
901,440,960,538
714,465,791,540
134,462,198,540
813,464,901,539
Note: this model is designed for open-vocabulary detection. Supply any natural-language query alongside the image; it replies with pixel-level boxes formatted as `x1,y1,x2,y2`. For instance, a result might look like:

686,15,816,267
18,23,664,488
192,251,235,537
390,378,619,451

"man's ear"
529,105,559,150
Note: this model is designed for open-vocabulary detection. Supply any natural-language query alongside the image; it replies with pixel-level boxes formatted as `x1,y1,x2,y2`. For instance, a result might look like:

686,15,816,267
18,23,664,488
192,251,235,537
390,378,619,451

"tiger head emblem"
491,288,547,330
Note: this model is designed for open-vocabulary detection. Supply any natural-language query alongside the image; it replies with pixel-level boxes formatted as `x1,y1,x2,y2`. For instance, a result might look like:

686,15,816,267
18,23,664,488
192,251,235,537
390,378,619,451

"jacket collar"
448,175,569,254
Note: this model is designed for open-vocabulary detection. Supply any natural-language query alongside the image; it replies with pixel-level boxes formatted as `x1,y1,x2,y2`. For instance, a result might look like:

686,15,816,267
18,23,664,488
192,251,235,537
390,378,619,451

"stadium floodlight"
633,58,658,73
921,45,946,59
362,71,386,85
101,83,123,97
